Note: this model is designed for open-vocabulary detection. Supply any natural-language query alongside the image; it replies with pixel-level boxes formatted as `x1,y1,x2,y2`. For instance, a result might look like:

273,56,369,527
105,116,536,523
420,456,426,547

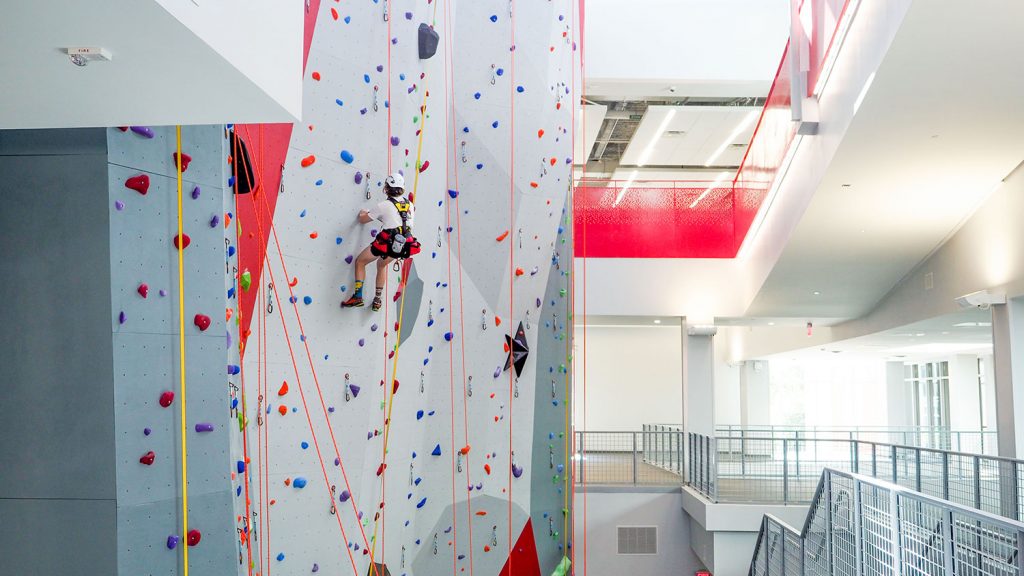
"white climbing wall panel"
232,1,577,575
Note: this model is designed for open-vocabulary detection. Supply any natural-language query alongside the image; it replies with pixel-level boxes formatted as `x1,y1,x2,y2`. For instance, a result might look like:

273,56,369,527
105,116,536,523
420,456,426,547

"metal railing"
689,433,1024,524
749,468,1024,576
574,429,684,485
716,424,997,456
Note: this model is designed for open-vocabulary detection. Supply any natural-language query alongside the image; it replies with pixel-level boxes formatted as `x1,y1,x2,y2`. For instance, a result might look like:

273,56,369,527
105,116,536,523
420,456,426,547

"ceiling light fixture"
612,170,638,207
690,171,730,209
853,72,876,114
705,110,758,166
653,319,661,324
636,109,676,167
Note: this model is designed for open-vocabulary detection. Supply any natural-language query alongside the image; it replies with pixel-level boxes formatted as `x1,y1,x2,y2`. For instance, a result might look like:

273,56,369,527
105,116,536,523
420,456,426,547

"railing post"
632,432,638,485
852,440,859,474
941,509,955,575
872,443,878,478
853,478,864,576
942,452,950,500
783,438,790,503
889,489,903,576
779,520,786,576
892,445,898,484
915,448,922,492
973,455,982,510
824,470,834,576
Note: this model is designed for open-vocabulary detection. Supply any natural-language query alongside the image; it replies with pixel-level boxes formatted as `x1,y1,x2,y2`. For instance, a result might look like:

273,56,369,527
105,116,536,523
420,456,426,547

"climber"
342,172,420,310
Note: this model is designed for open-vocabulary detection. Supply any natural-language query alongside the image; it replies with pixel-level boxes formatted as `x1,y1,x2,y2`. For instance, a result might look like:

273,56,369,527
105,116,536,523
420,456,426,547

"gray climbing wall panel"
233,1,576,575
0,129,117,575
107,125,235,575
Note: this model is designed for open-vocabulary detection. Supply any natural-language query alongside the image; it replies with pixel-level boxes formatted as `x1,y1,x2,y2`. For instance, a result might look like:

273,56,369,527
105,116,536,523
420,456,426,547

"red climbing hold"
515,268,525,276
137,283,149,298
309,232,319,239
530,182,539,188
300,155,316,167
376,462,387,476
419,160,430,173
289,277,298,287
331,7,338,20
484,463,491,475
312,71,321,81
494,316,502,327
278,405,287,415
173,234,190,250
193,314,211,331
392,380,400,394
278,381,289,396
187,529,201,547
173,152,192,172
496,230,510,242
125,174,150,195
537,129,545,138
460,445,471,455
159,391,175,407
140,451,156,465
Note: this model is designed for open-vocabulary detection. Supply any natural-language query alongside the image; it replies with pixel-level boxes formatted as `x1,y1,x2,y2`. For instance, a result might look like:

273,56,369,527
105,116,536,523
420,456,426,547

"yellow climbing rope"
175,125,190,575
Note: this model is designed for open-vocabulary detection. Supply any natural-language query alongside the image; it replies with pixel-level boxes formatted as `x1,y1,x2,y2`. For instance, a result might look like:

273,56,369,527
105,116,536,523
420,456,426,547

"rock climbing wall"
229,1,578,575
107,125,236,574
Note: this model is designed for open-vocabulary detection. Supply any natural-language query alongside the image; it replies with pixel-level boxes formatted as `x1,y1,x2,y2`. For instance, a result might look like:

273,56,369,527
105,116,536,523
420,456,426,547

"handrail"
748,468,1024,576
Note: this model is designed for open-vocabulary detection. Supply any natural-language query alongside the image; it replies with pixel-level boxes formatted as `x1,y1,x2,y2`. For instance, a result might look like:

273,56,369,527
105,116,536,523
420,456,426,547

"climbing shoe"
371,296,383,311
341,295,364,308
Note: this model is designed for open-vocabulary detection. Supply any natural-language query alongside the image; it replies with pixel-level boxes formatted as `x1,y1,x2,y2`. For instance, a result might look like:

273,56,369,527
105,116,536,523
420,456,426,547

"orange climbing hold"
300,155,316,167
515,267,524,276
278,381,289,396
284,478,292,486
494,316,502,327
277,405,288,415
475,511,487,516
309,232,319,239
496,230,509,242
484,464,491,475
459,444,471,455
530,182,539,188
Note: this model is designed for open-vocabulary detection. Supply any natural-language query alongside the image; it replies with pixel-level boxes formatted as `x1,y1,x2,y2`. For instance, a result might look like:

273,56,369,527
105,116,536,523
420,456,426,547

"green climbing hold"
240,270,252,291
559,288,567,297
550,556,572,576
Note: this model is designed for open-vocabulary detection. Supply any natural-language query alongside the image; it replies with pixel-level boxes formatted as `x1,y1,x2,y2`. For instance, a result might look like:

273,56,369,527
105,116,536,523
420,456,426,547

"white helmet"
385,172,405,191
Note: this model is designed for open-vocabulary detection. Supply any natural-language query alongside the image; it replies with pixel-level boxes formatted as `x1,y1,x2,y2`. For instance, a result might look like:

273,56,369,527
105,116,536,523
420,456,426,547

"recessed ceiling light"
768,322,775,326
915,333,925,337
842,184,851,187
705,110,758,166
813,291,821,296
653,319,661,324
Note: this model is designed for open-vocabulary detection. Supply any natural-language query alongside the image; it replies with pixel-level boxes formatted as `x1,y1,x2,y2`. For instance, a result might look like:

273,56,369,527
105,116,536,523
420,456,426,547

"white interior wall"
948,355,982,430
714,337,741,425
767,357,888,427
574,325,682,430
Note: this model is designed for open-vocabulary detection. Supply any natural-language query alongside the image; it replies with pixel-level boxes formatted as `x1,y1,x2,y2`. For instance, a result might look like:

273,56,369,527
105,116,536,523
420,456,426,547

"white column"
740,361,771,427
885,361,914,428
683,321,716,436
992,298,1024,458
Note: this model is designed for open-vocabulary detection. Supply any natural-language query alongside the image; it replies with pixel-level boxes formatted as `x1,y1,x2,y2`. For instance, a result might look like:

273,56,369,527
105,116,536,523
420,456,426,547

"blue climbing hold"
490,14,498,22
237,460,246,473
303,296,313,305
492,120,499,128
474,92,481,100
277,553,285,561
431,444,442,456
363,74,371,83
301,441,309,449
517,85,525,93
444,332,454,341
293,477,308,488
340,150,355,163
416,497,427,508
416,410,424,420
448,189,458,198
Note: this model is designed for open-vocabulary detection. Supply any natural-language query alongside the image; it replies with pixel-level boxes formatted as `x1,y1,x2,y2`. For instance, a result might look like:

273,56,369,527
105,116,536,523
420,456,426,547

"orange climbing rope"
444,0,477,571
175,125,191,576
238,124,373,575
507,0,518,569
230,128,256,576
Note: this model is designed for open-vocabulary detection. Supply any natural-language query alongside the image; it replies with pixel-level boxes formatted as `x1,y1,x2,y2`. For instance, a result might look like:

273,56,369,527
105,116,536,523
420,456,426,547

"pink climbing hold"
125,174,150,195
137,283,149,298
193,314,211,331
173,234,190,250
159,391,175,407
173,152,192,172
187,529,201,547
139,451,156,465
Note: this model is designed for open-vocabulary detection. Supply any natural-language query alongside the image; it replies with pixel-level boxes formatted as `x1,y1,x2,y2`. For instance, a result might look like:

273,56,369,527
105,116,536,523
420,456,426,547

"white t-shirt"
368,197,414,229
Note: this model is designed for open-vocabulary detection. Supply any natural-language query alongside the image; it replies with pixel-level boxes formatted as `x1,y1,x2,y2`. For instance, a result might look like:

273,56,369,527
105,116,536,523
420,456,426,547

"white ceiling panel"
619,105,759,167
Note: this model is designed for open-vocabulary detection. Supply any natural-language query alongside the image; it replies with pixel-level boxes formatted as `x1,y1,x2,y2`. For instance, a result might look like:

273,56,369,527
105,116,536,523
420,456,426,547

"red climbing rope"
443,2,459,573
507,0,518,569
239,124,375,576
445,0,477,571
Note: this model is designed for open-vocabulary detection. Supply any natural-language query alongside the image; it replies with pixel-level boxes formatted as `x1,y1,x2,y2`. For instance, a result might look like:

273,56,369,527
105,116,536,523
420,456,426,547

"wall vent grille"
617,526,657,555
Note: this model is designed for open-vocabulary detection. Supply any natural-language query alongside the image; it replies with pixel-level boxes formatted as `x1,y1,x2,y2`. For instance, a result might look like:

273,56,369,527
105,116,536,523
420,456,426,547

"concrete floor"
576,451,684,485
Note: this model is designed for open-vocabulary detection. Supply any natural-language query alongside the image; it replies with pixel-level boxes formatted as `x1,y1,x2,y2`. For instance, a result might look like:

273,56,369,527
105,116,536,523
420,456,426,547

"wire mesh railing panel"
918,449,946,500
859,483,895,576
575,430,684,486
784,529,802,573
898,498,946,576
951,512,1021,576
831,473,860,576
979,458,1005,516
766,524,785,575
947,453,979,509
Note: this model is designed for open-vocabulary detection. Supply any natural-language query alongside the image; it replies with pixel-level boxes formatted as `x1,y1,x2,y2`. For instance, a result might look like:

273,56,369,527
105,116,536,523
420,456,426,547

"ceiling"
746,0,1024,320
618,105,760,168
0,0,300,129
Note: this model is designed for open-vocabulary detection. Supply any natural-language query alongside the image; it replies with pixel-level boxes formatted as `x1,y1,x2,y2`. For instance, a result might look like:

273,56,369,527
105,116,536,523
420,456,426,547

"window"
905,361,951,449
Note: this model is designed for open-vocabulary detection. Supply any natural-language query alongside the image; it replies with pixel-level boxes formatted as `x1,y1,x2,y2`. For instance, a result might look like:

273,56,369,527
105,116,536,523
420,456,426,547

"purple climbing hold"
390,136,400,146
334,457,340,466
210,214,220,228
191,186,200,199
130,126,155,138
536,298,542,308
349,384,360,397
167,535,180,550
493,366,501,378
345,255,354,264
377,64,384,72
405,11,413,19
371,323,379,332
144,427,152,436
114,200,125,211
195,423,214,433
159,289,168,297
512,464,524,478
228,365,241,375
312,563,319,573
354,172,363,185
339,490,351,502
358,338,365,347
118,311,126,325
